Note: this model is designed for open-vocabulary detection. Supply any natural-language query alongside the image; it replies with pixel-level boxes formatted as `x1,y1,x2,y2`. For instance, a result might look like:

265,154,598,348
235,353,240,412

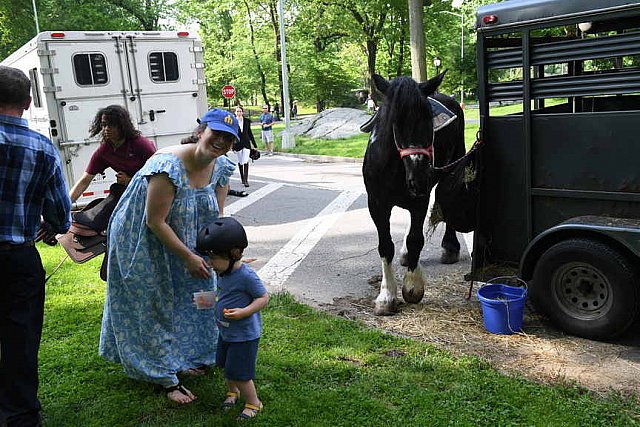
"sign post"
221,85,236,100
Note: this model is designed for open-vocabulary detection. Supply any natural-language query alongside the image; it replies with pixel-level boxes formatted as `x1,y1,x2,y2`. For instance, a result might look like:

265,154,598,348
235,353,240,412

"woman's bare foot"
165,384,196,404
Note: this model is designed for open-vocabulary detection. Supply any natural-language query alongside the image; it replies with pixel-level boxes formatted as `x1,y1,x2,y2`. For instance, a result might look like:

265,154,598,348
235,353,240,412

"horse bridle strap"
393,127,434,161
397,146,433,159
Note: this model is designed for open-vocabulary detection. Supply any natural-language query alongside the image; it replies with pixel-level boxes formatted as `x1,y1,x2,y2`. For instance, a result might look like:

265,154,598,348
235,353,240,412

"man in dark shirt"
0,66,71,427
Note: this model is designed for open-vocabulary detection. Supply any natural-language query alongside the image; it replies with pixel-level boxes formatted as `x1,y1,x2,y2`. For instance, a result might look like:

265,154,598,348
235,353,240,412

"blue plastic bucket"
477,282,527,335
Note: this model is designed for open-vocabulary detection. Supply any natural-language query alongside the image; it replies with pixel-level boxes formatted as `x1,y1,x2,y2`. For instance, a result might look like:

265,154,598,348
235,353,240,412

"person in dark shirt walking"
0,65,72,427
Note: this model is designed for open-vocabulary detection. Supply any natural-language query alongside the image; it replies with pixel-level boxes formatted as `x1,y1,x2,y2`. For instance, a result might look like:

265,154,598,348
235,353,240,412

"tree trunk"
243,0,268,107
268,0,283,111
367,39,378,98
408,0,426,82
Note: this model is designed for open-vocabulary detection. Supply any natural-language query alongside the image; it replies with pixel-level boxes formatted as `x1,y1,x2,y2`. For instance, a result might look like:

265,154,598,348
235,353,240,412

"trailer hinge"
40,67,59,75
43,86,62,93
190,46,203,53
193,79,207,85
37,49,55,57
192,63,205,69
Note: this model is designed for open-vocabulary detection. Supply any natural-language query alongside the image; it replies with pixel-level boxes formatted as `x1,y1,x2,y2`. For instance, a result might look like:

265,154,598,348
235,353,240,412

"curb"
272,151,363,164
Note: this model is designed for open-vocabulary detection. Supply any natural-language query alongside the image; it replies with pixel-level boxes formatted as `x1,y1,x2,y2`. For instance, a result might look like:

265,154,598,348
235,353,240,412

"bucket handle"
483,276,528,293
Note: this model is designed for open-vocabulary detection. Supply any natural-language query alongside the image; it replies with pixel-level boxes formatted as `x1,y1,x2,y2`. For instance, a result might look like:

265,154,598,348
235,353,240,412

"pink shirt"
86,135,156,177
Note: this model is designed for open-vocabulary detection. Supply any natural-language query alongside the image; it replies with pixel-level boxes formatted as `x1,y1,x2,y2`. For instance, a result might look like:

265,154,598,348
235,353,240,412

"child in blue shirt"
196,217,269,420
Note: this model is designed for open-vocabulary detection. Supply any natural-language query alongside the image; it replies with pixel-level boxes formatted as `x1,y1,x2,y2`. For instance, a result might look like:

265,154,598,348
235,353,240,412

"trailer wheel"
531,238,639,340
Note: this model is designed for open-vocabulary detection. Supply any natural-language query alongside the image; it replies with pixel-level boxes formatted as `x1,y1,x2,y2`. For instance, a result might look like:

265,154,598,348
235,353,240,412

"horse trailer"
1,31,208,207
472,0,640,340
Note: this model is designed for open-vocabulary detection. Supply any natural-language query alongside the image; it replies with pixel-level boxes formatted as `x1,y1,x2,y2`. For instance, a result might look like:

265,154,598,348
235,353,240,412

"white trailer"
1,30,208,206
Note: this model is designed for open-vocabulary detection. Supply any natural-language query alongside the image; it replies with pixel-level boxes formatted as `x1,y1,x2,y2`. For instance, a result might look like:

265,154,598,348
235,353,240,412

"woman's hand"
186,254,211,279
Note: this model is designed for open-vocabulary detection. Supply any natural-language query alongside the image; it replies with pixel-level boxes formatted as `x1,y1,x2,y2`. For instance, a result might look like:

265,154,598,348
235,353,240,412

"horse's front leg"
400,206,427,304
368,199,399,315
440,223,460,264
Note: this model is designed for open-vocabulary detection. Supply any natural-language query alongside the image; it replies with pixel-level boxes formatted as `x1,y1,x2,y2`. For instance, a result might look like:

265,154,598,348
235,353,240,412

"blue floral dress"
99,153,235,386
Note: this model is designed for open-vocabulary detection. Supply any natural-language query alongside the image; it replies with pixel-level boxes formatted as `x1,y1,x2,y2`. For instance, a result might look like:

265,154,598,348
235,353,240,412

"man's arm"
43,157,72,234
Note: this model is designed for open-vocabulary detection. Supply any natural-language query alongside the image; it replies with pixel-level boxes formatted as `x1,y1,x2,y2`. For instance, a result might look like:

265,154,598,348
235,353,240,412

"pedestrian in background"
196,217,269,421
259,105,274,156
273,103,280,121
0,65,72,427
233,106,258,187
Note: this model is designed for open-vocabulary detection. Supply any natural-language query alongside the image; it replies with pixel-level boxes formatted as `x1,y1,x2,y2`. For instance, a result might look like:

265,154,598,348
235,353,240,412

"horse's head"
373,72,446,197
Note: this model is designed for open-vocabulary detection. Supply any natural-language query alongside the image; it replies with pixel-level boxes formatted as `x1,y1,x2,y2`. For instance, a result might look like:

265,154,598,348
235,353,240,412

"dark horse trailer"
472,0,640,340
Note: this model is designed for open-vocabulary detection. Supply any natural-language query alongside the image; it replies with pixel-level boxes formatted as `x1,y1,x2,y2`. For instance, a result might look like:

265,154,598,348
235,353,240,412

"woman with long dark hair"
69,105,156,203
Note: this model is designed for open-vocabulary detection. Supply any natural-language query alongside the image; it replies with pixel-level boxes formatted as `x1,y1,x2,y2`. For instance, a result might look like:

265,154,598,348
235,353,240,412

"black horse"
363,73,465,315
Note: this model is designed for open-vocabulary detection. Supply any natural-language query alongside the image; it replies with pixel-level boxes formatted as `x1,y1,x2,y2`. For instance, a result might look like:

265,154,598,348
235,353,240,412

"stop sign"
221,85,236,99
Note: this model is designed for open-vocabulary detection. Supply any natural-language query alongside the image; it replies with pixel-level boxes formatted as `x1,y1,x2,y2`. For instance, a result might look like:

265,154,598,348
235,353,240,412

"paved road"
224,154,473,309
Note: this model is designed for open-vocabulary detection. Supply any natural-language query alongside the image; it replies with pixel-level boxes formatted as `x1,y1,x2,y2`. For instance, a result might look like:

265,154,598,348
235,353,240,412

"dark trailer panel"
473,0,640,339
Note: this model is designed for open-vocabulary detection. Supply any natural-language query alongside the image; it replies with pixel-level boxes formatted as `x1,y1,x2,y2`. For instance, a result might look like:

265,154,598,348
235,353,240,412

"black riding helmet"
197,217,248,276
196,217,248,256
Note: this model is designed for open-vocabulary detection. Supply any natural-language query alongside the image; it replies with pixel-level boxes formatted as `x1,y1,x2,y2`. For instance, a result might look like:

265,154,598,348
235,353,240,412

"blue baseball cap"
199,108,240,141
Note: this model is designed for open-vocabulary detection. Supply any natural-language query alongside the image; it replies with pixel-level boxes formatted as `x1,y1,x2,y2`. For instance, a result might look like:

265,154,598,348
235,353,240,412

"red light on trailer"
51,32,65,38
177,32,189,37
482,15,498,25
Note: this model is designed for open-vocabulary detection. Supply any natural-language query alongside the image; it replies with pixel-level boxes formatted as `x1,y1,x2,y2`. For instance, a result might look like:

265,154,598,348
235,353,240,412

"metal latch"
149,109,166,122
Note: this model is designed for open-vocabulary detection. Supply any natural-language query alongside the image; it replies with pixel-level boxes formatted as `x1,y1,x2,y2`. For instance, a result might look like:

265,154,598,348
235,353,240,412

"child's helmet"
196,217,248,255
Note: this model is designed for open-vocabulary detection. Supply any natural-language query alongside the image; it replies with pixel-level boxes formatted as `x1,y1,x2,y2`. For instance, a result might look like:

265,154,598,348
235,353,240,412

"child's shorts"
216,337,260,381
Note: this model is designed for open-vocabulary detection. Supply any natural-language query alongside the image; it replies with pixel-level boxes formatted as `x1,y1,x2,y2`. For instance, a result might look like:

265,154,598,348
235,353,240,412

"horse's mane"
377,76,432,147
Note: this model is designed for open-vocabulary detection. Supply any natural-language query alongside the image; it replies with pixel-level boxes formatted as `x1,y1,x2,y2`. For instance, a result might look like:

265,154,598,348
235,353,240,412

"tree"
319,0,405,99
0,0,171,60
408,0,426,82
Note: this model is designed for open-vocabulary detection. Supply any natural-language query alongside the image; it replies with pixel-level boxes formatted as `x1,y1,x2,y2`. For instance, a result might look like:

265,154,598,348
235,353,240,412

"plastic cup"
193,290,216,309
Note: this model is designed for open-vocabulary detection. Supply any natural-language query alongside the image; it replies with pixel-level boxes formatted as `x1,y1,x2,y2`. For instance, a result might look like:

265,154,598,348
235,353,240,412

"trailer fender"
520,215,640,281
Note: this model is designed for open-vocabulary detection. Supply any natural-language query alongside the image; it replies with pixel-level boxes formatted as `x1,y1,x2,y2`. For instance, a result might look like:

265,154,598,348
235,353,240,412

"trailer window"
149,52,179,82
28,68,42,108
72,53,108,86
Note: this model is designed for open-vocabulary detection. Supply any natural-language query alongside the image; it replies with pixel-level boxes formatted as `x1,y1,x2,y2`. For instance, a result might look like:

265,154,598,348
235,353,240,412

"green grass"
38,243,640,426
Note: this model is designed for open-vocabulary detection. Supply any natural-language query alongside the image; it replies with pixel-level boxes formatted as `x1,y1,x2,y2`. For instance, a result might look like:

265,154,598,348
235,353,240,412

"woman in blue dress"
99,109,239,404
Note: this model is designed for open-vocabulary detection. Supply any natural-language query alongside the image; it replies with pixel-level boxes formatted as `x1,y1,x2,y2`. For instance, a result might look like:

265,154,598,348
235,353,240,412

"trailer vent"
149,52,179,82
73,53,108,86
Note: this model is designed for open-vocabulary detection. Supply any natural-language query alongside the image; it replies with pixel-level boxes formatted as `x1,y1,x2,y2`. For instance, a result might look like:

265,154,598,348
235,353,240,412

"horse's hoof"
440,249,460,264
402,286,424,304
373,302,398,316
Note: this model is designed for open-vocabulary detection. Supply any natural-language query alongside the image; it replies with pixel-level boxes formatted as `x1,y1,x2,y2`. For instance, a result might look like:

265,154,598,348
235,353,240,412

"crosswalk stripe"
258,190,361,292
225,183,284,216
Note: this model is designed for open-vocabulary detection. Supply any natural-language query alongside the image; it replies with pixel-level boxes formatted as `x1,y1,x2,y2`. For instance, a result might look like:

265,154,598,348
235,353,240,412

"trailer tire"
531,238,639,340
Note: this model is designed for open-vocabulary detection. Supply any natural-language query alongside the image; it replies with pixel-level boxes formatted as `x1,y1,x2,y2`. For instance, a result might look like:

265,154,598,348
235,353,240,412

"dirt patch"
317,272,640,398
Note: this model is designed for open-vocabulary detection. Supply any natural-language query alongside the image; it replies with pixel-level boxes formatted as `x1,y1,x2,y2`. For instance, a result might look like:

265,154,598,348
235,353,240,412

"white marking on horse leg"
400,222,410,264
402,265,425,304
374,258,399,315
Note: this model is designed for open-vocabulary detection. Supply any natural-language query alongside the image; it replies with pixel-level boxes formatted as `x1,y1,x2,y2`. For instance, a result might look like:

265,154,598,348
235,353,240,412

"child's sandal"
221,391,239,411
237,402,263,420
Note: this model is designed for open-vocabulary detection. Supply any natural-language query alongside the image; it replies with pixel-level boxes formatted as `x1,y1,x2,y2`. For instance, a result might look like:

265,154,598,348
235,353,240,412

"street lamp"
32,0,40,33
438,10,464,106
433,56,442,75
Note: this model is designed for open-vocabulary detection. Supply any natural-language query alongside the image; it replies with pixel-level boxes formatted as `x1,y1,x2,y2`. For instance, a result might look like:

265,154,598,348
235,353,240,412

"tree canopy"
1,0,501,110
